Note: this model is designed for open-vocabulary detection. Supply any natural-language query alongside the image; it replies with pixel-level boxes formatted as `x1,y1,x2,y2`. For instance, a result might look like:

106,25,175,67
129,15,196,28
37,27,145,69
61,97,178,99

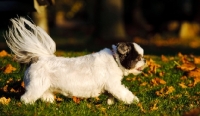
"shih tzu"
5,17,146,105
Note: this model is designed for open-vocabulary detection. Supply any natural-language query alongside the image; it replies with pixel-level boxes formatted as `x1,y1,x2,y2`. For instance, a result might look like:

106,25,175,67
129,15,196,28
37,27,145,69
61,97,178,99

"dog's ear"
117,43,130,54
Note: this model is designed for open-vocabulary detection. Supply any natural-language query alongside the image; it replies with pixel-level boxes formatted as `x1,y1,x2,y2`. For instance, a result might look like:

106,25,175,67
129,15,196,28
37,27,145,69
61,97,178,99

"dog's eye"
136,56,142,61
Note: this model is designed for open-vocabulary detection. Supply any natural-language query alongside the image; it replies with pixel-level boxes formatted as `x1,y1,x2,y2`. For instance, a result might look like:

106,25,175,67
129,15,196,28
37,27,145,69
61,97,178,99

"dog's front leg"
105,82,139,104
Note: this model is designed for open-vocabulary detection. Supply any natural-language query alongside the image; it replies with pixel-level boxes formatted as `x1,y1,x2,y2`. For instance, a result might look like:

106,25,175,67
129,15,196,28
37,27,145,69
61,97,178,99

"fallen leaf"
3,85,8,92
194,57,200,64
150,100,159,111
21,81,25,88
140,82,148,86
179,82,188,88
0,50,8,57
72,96,81,104
161,55,169,62
177,62,196,71
137,103,146,113
183,107,200,116
0,97,11,105
156,86,175,96
55,97,63,102
147,59,161,74
188,68,200,86
4,64,16,74
151,77,166,86
159,72,164,77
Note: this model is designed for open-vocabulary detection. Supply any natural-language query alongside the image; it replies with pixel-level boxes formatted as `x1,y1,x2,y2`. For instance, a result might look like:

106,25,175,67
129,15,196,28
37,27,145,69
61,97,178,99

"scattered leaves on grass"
4,64,16,74
156,86,175,97
0,97,11,105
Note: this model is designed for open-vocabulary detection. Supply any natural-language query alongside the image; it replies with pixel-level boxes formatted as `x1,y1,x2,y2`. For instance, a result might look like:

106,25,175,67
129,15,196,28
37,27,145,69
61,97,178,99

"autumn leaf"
0,50,9,57
177,62,196,71
137,103,146,113
55,97,63,102
147,59,161,74
183,107,200,116
194,57,200,64
151,77,166,86
72,96,81,104
179,82,188,88
0,97,11,105
161,55,169,62
140,82,148,86
156,86,175,96
188,68,200,86
150,100,159,111
4,64,16,74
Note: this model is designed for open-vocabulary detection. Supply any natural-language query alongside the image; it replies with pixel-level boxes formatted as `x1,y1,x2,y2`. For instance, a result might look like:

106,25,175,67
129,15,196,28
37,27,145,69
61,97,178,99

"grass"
0,50,199,116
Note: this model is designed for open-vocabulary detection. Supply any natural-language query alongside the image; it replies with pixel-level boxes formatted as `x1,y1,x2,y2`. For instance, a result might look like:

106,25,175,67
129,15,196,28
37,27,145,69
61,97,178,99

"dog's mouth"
137,67,143,71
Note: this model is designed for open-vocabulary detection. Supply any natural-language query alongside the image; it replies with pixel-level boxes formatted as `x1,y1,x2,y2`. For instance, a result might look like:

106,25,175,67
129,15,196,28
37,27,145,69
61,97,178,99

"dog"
5,17,146,105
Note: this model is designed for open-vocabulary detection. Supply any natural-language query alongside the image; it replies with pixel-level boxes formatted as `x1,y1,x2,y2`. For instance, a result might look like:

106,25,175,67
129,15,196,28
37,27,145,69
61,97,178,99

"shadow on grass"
0,80,25,100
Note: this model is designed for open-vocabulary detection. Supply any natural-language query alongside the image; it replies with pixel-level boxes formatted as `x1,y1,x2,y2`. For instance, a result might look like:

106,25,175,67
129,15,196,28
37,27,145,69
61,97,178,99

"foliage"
0,50,199,116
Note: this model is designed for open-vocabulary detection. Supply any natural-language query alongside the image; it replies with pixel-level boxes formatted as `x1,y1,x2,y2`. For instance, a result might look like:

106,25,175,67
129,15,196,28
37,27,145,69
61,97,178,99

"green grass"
0,51,199,116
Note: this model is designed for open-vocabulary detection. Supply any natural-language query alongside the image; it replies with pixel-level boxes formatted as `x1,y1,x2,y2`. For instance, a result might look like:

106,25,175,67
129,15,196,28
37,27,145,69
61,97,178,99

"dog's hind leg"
105,81,139,104
21,70,51,104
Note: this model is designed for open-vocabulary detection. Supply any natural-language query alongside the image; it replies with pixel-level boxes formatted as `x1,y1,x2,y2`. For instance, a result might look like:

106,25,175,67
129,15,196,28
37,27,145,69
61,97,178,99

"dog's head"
112,42,146,75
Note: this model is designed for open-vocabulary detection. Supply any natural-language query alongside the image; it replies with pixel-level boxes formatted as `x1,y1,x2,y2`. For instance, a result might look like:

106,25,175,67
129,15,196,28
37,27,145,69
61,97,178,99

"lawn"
0,50,199,116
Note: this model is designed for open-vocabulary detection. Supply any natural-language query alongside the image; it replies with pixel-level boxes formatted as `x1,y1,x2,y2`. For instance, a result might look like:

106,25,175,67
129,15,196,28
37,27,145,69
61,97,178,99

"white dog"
5,17,146,105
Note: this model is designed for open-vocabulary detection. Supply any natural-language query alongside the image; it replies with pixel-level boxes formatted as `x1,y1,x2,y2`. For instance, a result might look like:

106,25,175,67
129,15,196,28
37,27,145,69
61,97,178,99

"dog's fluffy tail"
5,17,56,63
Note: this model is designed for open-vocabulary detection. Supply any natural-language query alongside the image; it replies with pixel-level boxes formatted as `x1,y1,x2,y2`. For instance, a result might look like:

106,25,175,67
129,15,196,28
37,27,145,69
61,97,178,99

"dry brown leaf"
3,85,8,92
21,81,25,88
4,64,16,74
188,68,200,86
183,107,200,116
0,97,11,105
147,59,161,74
72,96,81,104
159,72,164,77
150,100,159,111
151,77,166,86
137,103,146,113
156,86,175,96
140,82,148,86
178,52,183,58
0,50,8,57
194,57,200,64
161,55,169,62
179,82,188,88
177,62,196,71
55,97,63,102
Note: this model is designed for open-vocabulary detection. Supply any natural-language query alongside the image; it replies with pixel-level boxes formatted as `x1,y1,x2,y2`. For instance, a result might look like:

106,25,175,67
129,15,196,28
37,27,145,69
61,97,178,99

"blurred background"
0,0,200,55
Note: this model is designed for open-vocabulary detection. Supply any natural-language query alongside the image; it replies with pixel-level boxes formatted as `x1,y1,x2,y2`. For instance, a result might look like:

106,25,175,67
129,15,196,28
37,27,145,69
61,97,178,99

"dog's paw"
21,95,35,104
41,93,55,103
107,97,115,105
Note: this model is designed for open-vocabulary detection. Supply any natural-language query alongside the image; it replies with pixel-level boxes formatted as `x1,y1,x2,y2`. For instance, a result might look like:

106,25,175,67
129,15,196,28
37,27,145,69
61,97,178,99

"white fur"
5,17,145,105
